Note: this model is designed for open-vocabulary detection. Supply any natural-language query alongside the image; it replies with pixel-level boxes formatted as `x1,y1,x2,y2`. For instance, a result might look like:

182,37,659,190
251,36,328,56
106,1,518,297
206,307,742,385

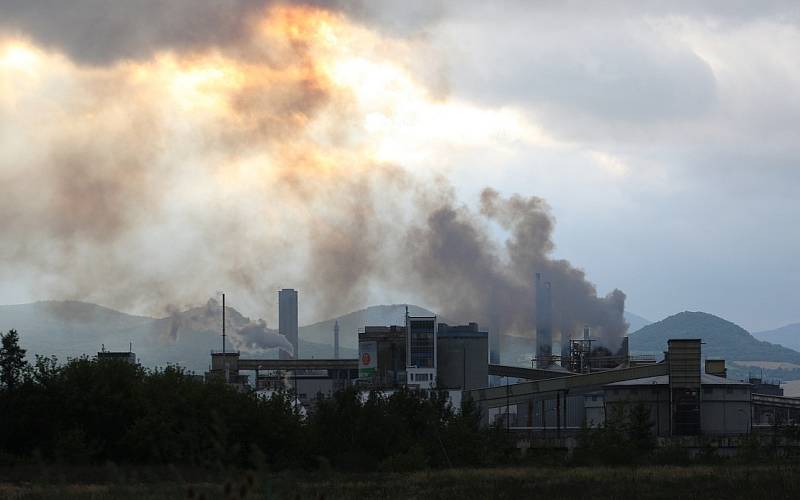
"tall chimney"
334,320,340,359
535,273,553,368
278,288,298,360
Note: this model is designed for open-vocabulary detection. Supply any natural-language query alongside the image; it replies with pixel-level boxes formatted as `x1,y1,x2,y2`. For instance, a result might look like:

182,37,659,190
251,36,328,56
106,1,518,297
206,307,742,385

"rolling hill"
299,304,435,349
753,323,800,352
629,311,800,368
12,301,790,380
624,311,652,333
0,301,429,373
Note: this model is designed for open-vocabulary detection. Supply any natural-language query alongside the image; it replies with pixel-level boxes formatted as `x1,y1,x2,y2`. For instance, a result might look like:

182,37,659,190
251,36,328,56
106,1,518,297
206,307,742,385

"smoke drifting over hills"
0,2,627,349
164,299,294,354
411,189,627,347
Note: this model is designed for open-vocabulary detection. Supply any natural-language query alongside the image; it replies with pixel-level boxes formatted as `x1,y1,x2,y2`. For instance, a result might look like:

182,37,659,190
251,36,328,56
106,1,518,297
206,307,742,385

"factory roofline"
605,373,751,387
437,330,487,338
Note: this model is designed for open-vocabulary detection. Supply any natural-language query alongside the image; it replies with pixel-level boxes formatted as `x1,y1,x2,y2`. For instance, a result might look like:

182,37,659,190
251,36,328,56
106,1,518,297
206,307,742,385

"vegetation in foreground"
4,328,800,499
1,465,800,499
0,329,512,471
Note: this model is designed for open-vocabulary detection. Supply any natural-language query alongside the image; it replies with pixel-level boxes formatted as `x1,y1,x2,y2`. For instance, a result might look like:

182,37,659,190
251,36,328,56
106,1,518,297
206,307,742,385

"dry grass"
1,465,799,499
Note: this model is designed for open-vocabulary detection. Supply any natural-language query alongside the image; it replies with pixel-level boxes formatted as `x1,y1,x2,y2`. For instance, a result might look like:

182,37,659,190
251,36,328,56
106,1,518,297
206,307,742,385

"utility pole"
222,293,226,353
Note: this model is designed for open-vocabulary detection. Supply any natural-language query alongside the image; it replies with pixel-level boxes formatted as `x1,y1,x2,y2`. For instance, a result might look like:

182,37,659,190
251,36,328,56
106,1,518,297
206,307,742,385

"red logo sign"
361,352,371,365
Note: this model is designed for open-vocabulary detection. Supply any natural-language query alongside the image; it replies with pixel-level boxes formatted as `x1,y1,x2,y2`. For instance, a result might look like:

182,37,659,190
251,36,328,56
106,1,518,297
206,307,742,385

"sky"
0,1,798,332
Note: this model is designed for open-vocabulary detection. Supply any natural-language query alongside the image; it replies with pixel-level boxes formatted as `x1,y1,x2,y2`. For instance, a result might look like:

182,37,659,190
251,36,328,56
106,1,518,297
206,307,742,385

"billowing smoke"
408,189,627,348
161,299,293,354
0,3,627,353
237,319,294,355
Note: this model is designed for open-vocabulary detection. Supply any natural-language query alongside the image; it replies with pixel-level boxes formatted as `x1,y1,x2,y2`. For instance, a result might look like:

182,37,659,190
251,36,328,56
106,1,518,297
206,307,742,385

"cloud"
1,0,798,334
0,0,448,66
437,5,718,140
0,0,269,64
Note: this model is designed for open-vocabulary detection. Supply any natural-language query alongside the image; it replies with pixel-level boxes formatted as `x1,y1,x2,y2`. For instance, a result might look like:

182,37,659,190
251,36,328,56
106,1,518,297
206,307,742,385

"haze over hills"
5,300,798,382
629,311,800,363
0,301,343,373
624,311,652,333
0,301,437,373
299,304,435,349
629,311,800,381
753,323,800,353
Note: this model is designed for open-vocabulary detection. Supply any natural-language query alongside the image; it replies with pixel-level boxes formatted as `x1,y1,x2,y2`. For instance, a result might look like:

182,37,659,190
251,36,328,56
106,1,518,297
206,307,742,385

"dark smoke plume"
237,319,294,354
160,299,293,354
406,188,628,348
0,2,628,354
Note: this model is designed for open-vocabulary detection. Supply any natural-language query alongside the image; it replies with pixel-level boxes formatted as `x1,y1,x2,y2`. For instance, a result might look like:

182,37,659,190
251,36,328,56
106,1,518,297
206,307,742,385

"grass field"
2,464,800,499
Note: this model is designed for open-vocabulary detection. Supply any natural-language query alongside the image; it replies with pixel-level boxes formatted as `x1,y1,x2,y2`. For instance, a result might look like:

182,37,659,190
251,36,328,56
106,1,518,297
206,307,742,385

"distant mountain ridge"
0,301,428,373
624,311,651,333
753,323,800,353
629,311,800,366
9,302,794,381
299,304,435,349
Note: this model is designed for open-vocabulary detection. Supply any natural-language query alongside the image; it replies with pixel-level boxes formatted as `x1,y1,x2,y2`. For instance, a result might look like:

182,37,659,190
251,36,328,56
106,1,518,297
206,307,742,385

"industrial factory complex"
200,281,800,445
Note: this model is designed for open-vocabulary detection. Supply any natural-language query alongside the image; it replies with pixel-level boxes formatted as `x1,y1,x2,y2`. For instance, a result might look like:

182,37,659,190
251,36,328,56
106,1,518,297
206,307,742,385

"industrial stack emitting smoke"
410,189,629,355
279,289,299,360
333,320,340,359
0,3,629,352
535,273,553,368
163,298,294,355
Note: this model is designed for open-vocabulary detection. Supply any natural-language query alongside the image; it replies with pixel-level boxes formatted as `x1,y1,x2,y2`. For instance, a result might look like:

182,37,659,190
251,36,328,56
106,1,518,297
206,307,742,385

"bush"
0,335,507,471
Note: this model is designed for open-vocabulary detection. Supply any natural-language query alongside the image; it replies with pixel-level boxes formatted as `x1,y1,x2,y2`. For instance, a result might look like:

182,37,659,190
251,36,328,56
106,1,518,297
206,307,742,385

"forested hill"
753,323,800,352
629,311,800,364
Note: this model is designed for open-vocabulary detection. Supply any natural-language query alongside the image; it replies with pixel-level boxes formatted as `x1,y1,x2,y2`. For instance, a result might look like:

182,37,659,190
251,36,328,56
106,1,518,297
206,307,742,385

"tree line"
0,329,514,470
7,328,794,470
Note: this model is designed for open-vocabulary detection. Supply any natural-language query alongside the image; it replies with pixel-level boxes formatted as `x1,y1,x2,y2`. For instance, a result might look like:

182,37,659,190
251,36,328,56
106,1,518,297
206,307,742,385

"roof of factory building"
437,322,487,338
605,373,751,387
437,330,487,338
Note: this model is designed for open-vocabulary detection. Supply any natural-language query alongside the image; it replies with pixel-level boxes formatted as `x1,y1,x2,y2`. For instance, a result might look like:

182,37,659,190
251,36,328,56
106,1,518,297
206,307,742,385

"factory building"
472,339,770,438
278,288,298,360
357,317,489,391
96,349,137,365
437,322,489,390
256,370,340,404
358,325,407,388
604,372,751,436
406,315,437,389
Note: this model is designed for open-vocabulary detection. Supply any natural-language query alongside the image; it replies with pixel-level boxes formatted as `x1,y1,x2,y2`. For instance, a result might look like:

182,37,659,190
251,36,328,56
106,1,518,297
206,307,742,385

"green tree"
627,402,656,455
0,329,28,390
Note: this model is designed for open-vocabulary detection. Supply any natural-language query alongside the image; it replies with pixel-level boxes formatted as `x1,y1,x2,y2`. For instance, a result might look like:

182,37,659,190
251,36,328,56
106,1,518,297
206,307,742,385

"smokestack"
278,288,298,360
333,320,340,359
535,273,553,368
489,308,501,365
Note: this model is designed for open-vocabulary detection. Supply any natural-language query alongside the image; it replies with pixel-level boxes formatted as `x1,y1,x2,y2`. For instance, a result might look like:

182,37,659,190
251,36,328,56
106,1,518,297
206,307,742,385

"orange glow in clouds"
0,5,540,194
